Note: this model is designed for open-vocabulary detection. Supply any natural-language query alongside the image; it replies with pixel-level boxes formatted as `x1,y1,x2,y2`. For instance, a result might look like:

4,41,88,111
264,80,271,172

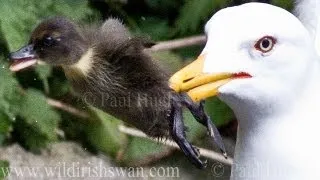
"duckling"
9,17,226,168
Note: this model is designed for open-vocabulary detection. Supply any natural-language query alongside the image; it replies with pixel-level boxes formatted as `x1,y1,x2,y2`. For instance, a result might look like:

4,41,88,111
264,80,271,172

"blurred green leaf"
121,136,168,164
152,51,183,73
174,0,230,35
272,0,294,11
0,135,5,146
205,97,234,126
183,110,206,141
35,65,52,81
135,17,171,41
146,0,182,13
0,60,22,145
16,89,60,150
0,61,21,119
85,107,127,158
0,160,9,179
35,65,52,93
20,89,60,139
0,112,11,134
49,78,71,97
13,118,51,152
0,22,9,56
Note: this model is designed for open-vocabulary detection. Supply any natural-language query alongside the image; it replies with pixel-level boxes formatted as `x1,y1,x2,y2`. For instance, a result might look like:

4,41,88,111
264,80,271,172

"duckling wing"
100,18,131,42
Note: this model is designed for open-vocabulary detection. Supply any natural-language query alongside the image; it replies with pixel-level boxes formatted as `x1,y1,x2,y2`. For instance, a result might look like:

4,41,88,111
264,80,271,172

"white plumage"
295,0,320,55
170,2,320,179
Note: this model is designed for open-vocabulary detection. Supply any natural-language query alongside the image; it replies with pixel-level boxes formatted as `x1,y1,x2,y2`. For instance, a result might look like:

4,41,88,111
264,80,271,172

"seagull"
294,0,320,55
170,2,320,179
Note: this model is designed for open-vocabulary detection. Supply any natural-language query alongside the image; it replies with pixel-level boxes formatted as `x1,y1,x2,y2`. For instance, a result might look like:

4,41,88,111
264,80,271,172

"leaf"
0,160,9,179
175,0,231,35
146,0,182,12
49,77,71,97
85,107,127,158
35,65,52,93
204,97,234,126
35,65,52,81
179,98,234,141
0,60,22,145
16,89,60,150
0,22,9,56
135,17,171,41
0,135,5,146
151,51,183,73
13,118,51,152
272,0,294,10
121,136,168,164
0,61,21,119
182,109,206,141
20,89,60,139
0,112,12,134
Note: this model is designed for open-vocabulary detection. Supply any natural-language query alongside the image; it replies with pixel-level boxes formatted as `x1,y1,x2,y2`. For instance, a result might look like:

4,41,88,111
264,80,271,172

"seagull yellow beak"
169,54,251,102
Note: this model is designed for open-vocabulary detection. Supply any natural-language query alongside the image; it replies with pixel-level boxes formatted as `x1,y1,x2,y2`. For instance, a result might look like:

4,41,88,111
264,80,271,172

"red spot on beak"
232,72,252,79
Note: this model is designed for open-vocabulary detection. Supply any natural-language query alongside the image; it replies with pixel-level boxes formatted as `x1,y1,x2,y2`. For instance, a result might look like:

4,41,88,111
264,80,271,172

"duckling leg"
169,99,206,169
180,93,227,157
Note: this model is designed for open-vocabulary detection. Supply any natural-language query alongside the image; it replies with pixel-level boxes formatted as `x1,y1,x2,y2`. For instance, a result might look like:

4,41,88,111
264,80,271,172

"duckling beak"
9,44,37,72
169,54,251,102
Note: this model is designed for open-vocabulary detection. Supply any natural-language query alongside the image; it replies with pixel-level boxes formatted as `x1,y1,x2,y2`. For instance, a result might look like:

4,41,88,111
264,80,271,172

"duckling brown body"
63,19,172,137
9,17,226,168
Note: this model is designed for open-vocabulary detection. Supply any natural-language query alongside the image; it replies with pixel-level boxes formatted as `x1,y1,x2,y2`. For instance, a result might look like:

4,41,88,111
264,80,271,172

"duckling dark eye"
43,36,55,47
254,36,276,53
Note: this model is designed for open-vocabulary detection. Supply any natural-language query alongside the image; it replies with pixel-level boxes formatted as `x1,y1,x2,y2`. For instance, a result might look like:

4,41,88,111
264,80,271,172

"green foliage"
121,136,168,165
174,0,231,36
205,97,235,126
0,65,19,114
0,61,21,145
0,0,94,151
272,0,294,10
0,160,9,179
0,0,95,97
13,89,60,151
151,51,184,72
0,0,94,51
136,17,171,41
85,107,127,158
146,0,182,12
35,65,52,93
20,90,60,140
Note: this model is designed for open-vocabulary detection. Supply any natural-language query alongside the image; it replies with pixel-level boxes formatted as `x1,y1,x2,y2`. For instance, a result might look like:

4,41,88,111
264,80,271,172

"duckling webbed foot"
180,93,227,157
169,98,206,169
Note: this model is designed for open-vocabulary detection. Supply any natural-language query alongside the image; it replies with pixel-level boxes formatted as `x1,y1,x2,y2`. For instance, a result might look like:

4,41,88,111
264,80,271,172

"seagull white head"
294,0,320,55
170,3,316,118
170,3,320,179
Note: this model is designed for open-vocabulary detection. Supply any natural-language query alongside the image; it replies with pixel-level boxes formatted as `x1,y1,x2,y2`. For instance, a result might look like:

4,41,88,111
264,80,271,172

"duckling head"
10,17,88,71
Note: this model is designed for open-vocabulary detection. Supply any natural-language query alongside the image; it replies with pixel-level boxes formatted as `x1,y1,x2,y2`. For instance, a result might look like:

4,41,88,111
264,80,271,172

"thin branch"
46,97,233,165
46,98,89,119
149,35,207,52
127,148,175,167
118,125,233,166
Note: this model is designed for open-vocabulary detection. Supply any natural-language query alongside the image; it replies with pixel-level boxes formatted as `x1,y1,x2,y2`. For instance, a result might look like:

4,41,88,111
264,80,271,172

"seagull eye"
254,36,276,53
